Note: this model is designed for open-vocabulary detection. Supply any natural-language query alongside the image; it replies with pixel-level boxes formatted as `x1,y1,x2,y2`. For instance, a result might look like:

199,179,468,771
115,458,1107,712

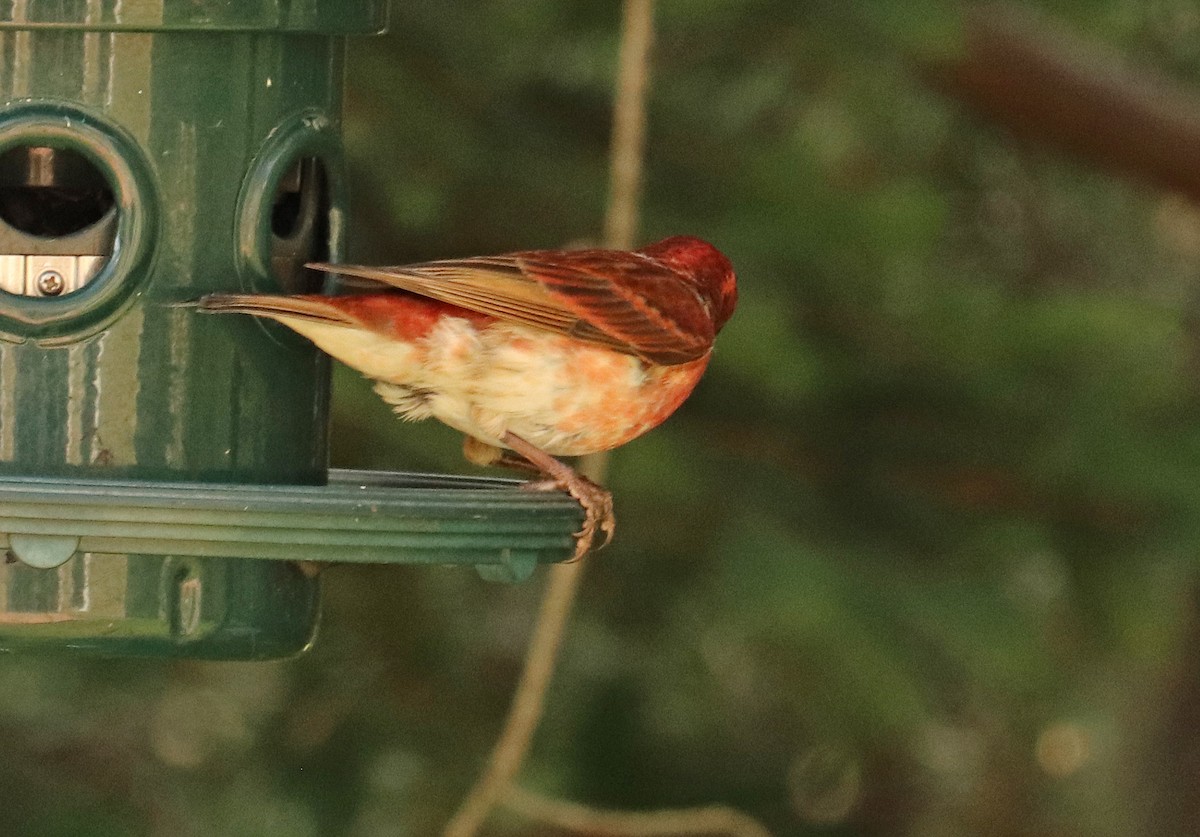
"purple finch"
200,236,737,558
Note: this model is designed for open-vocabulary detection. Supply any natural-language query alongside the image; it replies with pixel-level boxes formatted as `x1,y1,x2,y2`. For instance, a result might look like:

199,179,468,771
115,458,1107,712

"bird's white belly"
278,313,702,457
413,318,654,454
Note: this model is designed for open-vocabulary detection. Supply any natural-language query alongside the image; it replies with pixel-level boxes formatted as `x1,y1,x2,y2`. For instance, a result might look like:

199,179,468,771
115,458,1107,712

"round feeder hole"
236,111,346,298
0,103,159,342
270,156,330,294
0,145,116,298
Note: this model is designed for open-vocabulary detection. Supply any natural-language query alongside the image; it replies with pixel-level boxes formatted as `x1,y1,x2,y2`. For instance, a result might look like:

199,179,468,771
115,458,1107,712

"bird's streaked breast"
269,302,709,457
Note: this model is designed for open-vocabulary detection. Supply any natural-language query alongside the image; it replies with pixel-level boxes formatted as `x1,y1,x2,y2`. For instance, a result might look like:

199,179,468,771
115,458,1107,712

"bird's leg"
463,432,614,560
505,433,615,560
462,436,542,475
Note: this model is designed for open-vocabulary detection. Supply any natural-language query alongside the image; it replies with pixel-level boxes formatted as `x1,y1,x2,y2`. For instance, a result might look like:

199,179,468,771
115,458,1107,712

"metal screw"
35,270,64,296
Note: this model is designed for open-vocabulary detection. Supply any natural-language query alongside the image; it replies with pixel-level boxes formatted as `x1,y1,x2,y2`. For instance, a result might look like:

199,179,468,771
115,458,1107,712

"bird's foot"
499,432,615,560
523,472,615,560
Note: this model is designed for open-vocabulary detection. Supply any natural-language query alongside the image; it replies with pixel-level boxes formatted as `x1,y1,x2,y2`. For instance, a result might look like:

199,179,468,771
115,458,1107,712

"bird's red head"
638,236,738,332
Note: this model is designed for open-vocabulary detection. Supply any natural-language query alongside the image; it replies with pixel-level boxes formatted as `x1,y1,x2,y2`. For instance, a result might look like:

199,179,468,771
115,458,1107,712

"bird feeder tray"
0,469,581,575
0,470,580,659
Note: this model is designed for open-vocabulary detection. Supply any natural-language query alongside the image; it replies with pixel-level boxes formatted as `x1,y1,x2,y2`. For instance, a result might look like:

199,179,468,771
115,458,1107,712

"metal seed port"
0,145,116,297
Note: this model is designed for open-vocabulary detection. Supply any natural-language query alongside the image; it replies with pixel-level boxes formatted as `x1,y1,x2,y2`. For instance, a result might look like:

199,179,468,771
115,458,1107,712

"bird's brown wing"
307,249,714,365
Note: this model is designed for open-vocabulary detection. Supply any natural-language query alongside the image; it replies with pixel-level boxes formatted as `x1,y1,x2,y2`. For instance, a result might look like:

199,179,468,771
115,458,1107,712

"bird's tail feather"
197,293,359,326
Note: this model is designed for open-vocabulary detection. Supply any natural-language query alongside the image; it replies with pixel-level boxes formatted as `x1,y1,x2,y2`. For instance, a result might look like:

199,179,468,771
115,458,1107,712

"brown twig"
502,785,773,837
443,548,596,837
603,0,655,253
442,4,656,836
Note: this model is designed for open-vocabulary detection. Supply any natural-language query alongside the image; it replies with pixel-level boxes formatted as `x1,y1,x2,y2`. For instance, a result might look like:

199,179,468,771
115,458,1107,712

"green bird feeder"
0,2,580,659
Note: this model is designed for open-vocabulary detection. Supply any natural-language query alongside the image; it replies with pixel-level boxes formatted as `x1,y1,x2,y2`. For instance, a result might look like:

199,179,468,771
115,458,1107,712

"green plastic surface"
0,470,580,659
0,1,388,33
0,13,347,657
0,5,579,660
0,469,581,571
0,553,321,659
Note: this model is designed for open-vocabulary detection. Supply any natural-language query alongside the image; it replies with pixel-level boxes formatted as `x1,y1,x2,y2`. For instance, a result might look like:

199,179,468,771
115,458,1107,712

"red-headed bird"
199,236,737,558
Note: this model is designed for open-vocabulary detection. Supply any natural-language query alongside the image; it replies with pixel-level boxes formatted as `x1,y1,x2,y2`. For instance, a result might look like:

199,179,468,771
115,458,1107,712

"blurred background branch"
923,3,1200,201
503,785,773,837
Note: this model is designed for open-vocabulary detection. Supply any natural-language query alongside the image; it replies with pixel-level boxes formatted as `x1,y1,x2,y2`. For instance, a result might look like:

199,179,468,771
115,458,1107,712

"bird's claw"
523,474,615,560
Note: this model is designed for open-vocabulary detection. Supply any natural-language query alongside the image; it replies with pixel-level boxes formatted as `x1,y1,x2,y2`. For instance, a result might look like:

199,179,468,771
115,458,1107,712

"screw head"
35,270,64,296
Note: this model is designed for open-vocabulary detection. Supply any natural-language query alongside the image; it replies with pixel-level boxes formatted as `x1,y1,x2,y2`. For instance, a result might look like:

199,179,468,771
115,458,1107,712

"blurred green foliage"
9,1,1200,835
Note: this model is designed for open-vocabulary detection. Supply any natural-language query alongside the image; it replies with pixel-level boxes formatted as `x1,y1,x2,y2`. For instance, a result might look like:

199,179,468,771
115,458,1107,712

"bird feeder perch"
0,2,581,659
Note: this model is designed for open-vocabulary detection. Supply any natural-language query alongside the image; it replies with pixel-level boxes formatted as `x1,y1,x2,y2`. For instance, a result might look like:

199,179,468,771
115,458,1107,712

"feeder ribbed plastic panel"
0,2,580,659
